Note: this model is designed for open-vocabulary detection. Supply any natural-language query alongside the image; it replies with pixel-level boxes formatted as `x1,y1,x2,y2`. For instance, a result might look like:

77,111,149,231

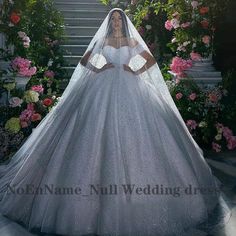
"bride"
0,8,232,236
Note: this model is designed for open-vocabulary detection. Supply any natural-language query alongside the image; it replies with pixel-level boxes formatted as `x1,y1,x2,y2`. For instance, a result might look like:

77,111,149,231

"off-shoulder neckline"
102,43,140,50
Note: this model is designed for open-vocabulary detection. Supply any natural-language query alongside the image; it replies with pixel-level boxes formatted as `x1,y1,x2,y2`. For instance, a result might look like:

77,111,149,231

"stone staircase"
53,0,110,88
184,56,223,89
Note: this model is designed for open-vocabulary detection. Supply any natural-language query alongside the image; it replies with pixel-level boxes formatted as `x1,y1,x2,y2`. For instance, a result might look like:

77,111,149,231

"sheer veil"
0,7,232,235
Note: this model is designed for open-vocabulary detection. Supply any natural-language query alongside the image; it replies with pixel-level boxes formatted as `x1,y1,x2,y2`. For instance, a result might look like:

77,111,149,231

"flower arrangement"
1,76,61,161
0,0,67,162
11,57,37,77
168,77,236,152
163,0,229,76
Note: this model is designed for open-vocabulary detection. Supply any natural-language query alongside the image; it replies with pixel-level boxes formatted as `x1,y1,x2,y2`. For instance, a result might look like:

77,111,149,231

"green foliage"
0,0,66,78
100,0,110,5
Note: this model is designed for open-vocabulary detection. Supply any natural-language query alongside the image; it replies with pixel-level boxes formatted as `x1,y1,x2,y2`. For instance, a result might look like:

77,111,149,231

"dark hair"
106,9,130,38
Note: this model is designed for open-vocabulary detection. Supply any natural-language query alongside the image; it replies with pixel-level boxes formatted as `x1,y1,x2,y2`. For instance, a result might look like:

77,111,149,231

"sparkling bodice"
102,45,133,65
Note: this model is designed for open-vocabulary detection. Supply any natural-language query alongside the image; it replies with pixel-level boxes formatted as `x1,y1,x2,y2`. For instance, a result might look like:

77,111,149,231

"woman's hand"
97,63,115,73
123,64,137,75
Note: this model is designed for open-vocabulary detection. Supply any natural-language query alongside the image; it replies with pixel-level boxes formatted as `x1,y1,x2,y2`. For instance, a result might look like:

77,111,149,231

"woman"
0,8,232,236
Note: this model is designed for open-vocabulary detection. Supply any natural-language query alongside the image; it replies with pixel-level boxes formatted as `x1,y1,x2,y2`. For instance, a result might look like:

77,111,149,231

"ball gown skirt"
0,50,232,235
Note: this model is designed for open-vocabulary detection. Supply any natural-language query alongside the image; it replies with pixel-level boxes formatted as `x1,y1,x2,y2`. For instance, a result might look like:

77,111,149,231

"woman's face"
111,11,123,32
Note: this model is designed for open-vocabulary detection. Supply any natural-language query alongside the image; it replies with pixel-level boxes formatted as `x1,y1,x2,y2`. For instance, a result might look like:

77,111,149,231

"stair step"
62,35,93,45
64,26,99,36
61,44,88,55
185,71,222,78
55,2,108,10
54,0,102,3
62,66,77,77
64,17,104,27
63,55,82,66
192,77,222,83
61,9,108,18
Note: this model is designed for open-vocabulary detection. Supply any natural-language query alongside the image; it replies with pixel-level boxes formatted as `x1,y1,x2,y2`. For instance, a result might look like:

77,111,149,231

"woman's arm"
134,50,156,75
79,49,101,73
124,39,156,75
80,52,114,73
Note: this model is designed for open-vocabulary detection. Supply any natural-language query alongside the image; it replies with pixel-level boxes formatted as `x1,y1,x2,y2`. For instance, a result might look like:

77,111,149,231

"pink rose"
44,70,55,79
9,97,23,107
170,56,193,77
18,31,26,38
202,35,211,45
31,85,44,93
190,52,202,61
20,121,28,128
31,113,42,122
181,22,191,28
189,93,197,101
201,20,209,29
222,127,233,140
227,136,236,150
191,1,199,9
200,7,209,15
186,120,198,130
176,92,183,100
208,93,218,103
165,20,173,31
212,142,221,152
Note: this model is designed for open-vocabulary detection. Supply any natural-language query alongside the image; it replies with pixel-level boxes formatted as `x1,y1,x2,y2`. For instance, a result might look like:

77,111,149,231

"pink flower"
20,109,34,122
170,18,180,29
212,142,221,152
43,98,53,106
200,7,209,15
170,57,193,77
10,12,20,24
202,35,211,45
190,52,202,61
44,70,55,79
27,103,34,111
31,113,42,122
165,20,173,31
216,123,224,130
227,136,236,150
201,20,209,29
189,93,197,101
23,36,30,43
20,121,28,128
23,42,30,48
191,1,199,9
176,92,183,100
181,22,191,28
222,127,233,141
11,57,37,77
9,97,23,107
17,31,26,38
208,93,218,103
31,85,44,93
186,120,198,130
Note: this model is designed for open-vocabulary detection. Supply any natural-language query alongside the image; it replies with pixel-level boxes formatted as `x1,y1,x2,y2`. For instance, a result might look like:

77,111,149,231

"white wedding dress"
0,42,232,236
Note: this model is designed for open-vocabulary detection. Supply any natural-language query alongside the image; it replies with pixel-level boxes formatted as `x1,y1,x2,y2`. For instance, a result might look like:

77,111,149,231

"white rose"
145,25,152,30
